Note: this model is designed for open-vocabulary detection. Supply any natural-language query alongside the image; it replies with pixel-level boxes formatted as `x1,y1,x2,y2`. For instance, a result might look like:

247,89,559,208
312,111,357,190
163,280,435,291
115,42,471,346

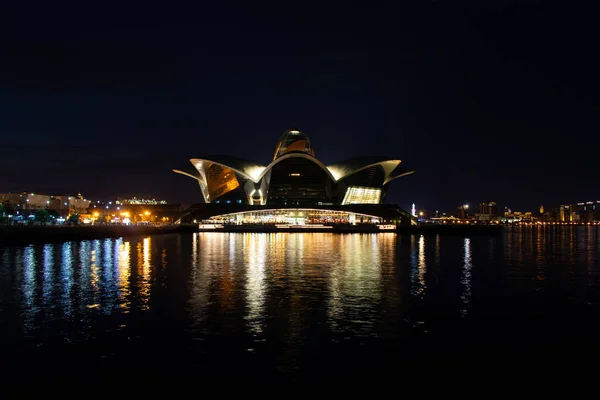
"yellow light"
93,212,99,217
144,211,150,216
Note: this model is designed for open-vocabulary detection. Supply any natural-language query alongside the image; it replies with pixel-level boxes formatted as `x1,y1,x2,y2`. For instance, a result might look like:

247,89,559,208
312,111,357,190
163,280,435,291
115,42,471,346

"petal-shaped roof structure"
326,156,413,183
385,164,415,184
174,130,414,206
173,164,204,183
190,155,266,182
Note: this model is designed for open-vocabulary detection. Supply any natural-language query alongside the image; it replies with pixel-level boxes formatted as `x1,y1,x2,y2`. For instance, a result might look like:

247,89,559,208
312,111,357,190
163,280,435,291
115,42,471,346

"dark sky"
1,2,598,212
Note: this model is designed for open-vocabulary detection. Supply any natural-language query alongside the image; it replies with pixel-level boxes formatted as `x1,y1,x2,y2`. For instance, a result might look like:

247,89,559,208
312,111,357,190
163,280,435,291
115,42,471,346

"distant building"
503,210,535,223
0,192,90,217
540,208,556,222
559,201,600,222
455,204,469,219
89,201,185,224
475,201,498,221
116,197,168,205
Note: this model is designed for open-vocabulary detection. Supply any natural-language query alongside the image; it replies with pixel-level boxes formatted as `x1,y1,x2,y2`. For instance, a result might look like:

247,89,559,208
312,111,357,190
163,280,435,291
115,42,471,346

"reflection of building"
559,201,600,222
475,201,498,221
174,129,416,225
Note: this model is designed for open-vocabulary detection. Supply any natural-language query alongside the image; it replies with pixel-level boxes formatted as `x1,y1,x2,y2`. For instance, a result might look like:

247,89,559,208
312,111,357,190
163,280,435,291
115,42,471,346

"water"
1,228,600,380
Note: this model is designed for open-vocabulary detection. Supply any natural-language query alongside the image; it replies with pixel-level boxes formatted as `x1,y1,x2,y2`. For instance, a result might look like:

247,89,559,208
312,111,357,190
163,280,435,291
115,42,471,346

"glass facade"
342,186,382,205
267,157,331,205
204,163,240,201
206,208,382,225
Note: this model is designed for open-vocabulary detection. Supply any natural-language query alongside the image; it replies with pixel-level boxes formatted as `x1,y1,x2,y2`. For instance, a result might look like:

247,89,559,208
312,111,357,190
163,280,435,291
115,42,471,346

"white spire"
411,203,416,217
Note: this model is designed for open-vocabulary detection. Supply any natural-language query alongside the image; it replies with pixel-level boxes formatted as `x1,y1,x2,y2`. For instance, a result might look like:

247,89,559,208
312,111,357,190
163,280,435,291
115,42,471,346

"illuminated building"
0,192,90,217
503,210,535,223
174,129,416,225
116,197,168,205
559,201,600,222
475,201,498,221
89,201,185,224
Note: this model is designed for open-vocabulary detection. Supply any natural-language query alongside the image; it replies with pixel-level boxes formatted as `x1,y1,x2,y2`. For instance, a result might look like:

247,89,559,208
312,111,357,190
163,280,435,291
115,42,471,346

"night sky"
1,2,598,213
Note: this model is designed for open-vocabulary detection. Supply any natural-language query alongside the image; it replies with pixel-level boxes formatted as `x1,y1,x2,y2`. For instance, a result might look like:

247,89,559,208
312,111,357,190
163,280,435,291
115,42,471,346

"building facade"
559,201,600,222
174,129,415,224
475,201,498,221
0,192,91,217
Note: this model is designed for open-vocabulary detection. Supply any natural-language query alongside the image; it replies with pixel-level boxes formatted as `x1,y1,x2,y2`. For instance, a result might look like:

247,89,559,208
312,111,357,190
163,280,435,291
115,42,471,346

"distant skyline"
1,2,598,212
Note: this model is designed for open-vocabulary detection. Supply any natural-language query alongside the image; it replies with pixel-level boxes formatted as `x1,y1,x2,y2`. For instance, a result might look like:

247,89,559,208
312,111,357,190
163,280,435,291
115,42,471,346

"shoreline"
0,224,198,246
0,223,505,246
196,223,504,236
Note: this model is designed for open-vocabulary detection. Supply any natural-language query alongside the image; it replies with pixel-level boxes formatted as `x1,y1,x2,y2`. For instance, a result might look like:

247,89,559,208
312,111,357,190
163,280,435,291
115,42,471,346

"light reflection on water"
22,247,36,331
410,234,427,297
136,237,152,310
118,240,131,310
460,238,472,316
2,228,600,370
42,244,53,306
61,242,74,318
245,233,266,335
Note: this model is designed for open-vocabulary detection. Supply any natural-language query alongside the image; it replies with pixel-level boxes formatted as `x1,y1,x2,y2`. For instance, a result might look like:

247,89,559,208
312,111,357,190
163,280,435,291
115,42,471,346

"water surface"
1,228,599,379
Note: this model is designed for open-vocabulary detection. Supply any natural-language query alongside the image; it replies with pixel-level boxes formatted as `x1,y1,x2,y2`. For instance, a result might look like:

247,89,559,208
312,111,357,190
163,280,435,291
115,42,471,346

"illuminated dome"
273,129,315,160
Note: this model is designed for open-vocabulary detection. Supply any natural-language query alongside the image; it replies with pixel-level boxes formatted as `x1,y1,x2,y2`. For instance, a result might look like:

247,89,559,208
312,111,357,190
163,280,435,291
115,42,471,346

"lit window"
342,186,382,205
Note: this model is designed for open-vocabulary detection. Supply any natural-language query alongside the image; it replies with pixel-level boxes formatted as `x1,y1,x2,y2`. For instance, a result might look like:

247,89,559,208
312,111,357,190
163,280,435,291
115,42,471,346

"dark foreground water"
1,228,600,381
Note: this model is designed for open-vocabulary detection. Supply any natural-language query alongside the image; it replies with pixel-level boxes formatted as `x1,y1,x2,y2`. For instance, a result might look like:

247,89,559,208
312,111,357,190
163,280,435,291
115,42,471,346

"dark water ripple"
2,227,600,379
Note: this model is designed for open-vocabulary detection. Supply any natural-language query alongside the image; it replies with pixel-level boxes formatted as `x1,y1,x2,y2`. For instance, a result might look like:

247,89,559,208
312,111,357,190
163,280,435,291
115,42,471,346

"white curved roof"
189,156,266,182
178,154,413,185
326,156,414,183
